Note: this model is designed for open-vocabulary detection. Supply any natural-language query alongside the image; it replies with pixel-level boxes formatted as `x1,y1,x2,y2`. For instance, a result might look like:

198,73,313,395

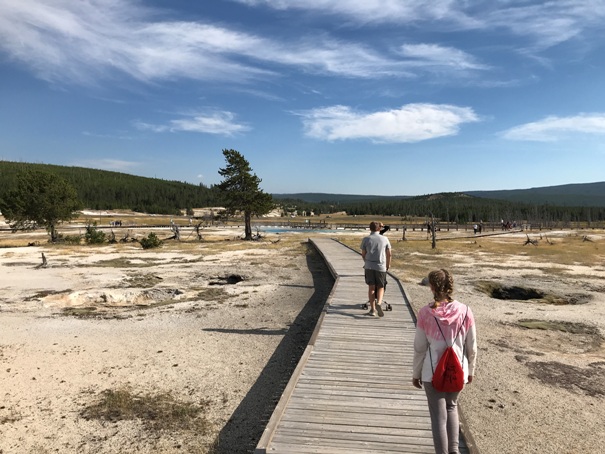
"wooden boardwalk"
255,237,472,453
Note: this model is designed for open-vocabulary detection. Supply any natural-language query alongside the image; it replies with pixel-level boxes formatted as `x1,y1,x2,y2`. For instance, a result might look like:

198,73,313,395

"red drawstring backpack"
430,306,468,393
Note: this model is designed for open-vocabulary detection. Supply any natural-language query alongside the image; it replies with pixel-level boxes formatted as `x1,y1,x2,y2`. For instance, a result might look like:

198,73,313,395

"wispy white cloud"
234,0,478,27
82,131,135,140
1,0,601,93
485,1,605,50
234,0,605,50
299,103,479,143
135,111,250,136
0,0,437,86
399,43,489,72
0,0,273,85
501,114,605,141
71,158,140,172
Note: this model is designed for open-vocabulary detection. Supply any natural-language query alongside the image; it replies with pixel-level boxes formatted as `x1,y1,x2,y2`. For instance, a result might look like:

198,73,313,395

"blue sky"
1,1,604,196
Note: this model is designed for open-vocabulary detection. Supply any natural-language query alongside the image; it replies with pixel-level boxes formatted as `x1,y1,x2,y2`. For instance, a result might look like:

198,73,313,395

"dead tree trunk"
524,234,538,246
36,252,48,269
167,224,180,241
194,223,203,241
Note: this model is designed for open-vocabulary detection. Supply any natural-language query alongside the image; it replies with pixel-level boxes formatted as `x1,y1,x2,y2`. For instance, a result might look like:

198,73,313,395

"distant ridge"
273,182,605,208
465,182,605,207
272,193,411,203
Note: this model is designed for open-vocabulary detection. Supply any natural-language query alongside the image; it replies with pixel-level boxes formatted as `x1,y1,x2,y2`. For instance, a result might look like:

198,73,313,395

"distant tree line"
2,161,604,224
273,193,605,225
0,161,223,215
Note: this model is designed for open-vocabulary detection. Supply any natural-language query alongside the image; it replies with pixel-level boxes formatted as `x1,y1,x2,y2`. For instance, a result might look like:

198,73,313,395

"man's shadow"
210,244,334,453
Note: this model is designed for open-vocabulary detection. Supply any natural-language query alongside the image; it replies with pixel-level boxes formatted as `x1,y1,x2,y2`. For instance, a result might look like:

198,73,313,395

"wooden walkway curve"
255,237,471,453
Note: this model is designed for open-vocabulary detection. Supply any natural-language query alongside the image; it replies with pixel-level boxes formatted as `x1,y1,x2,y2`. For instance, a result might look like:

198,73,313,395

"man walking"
361,221,392,317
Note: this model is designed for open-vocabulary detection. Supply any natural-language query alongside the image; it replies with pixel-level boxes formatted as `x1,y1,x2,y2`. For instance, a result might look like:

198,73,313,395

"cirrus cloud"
135,111,250,136
501,114,605,141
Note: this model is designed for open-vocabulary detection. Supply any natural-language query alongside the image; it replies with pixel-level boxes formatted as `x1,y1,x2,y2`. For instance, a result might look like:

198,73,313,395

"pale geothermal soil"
1,227,604,454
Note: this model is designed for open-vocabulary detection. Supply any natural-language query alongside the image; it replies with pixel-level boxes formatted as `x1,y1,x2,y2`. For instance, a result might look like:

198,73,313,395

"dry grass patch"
92,257,163,268
517,319,602,337
81,387,211,434
24,289,73,301
195,287,230,304
61,306,99,317
122,273,164,288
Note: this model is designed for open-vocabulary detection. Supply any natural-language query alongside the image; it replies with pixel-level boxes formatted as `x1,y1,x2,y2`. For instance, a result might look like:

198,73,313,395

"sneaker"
376,304,384,317
365,310,378,317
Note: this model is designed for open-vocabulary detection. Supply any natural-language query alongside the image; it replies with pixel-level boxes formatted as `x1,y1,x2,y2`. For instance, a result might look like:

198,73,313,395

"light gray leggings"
424,382,460,454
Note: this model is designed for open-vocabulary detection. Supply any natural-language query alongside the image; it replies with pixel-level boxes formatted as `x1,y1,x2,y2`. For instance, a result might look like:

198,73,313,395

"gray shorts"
364,269,387,288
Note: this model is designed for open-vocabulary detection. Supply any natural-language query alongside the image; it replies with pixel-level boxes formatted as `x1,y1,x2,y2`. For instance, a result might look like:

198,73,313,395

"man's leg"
375,286,385,306
374,286,385,316
368,285,376,311
375,272,387,307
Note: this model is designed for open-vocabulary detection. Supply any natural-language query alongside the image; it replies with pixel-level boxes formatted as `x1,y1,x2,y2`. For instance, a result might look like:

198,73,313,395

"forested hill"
466,182,605,207
2,161,604,222
274,182,605,207
272,193,412,203
0,161,222,215
273,186,605,223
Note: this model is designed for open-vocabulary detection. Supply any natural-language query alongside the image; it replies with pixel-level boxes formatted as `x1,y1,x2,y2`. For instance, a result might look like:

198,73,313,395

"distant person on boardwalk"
412,269,477,454
360,221,391,317
377,223,391,308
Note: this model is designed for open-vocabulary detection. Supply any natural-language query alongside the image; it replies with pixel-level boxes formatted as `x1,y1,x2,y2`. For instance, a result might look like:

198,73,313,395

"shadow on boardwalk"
210,245,334,453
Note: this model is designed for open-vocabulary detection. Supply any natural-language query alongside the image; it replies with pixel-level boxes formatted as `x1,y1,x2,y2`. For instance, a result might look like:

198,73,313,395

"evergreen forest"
0,161,222,215
1,161,605,224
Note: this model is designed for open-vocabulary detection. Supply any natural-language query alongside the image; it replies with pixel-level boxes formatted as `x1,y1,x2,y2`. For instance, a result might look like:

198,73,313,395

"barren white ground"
1,225,604,454
401,230,605,454
0,227,334,454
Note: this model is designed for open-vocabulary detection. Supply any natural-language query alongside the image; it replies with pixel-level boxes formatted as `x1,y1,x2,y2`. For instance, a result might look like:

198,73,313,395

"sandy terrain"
0,228,334,454
397,230,605,454
1,225,604,454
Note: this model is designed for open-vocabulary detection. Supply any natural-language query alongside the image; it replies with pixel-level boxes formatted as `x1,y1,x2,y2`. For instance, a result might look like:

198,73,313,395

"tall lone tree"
0,169,81,242
217,149,274,240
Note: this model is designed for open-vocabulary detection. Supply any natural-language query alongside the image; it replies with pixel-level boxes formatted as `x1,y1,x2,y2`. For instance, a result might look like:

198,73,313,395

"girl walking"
412,269,477,454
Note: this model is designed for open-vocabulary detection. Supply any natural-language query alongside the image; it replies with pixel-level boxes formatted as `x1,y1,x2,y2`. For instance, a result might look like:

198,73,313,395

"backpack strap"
429,305,468,374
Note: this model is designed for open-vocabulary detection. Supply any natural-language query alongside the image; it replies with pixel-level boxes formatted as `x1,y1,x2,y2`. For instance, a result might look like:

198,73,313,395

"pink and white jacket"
413,300,477,384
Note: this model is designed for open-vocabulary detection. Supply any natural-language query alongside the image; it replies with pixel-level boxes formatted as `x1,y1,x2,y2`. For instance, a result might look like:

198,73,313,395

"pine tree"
217,149,274,240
